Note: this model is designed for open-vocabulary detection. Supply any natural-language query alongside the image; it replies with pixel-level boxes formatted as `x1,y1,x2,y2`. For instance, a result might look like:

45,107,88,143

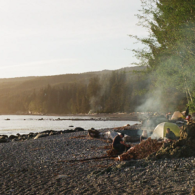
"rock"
0,135,8,143
28,133,35,138
0,135,8,139
9,135,18,139
74,127,85,132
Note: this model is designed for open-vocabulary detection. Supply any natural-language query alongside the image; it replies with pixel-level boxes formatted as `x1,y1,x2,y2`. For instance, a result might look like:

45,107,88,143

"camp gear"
186,115,191,121
171,111,185,120
104,131,118,140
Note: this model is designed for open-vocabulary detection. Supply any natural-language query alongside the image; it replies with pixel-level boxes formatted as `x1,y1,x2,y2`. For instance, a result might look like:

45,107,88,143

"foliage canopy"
132,0,195,111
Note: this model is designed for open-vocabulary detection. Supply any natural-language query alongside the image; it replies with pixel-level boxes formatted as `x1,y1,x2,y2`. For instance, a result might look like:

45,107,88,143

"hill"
0,66,147,114
0,66,145,93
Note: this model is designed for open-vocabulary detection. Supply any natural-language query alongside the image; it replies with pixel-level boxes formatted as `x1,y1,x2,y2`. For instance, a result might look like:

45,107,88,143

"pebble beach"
1,129,195,195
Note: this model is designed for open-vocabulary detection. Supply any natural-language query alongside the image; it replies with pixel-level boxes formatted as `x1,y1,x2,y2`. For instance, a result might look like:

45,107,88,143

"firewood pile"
119,138,163,161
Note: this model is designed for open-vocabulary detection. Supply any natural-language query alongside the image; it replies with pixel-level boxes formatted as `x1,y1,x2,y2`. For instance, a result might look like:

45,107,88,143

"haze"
0,0,146,78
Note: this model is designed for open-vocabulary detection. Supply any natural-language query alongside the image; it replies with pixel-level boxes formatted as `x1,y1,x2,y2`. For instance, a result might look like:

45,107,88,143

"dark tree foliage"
0,70,152,114
131,0,195,112
0,68,186,114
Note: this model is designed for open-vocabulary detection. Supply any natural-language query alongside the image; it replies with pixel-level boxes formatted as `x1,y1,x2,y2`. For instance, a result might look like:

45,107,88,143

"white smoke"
136,90,163,112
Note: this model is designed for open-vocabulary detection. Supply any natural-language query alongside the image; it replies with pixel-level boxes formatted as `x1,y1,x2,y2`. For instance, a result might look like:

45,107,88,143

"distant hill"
86,66,146,74
0,66,146,93
0,66,147,114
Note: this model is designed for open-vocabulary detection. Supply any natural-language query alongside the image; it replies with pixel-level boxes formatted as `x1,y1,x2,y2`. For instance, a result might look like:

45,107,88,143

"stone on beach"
74,127,85,131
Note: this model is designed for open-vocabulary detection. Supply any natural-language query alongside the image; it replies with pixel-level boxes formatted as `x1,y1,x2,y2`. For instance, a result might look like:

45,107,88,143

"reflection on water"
0,115,140,135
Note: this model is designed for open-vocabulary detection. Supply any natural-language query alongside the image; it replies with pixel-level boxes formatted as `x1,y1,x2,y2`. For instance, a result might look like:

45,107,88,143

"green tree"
132,0,195,111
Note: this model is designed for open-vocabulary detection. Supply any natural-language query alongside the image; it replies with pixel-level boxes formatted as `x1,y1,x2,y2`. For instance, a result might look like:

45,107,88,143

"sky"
0,0,147,78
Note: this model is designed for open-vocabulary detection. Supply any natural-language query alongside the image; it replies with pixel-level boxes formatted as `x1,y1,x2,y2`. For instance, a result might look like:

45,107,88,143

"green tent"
152,122,180,139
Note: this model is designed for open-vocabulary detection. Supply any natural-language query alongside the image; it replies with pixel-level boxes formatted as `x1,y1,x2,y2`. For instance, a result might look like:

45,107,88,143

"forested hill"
0,66,149,114
0,66,145,93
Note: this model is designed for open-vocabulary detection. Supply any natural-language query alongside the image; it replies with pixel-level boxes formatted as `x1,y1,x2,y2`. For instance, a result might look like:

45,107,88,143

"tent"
151,122,180,139
171,111,184,120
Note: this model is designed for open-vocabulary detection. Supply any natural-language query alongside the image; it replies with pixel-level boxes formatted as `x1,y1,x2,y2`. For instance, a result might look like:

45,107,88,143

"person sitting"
112,133,131,154
165,128,177,142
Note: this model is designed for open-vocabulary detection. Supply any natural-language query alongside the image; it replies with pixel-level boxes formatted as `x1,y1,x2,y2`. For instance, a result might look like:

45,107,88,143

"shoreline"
0,112,145,121
0,129,194,194
0,114,141,136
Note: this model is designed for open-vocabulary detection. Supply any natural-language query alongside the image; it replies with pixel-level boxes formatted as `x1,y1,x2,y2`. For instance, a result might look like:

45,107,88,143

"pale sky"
0,0,147,78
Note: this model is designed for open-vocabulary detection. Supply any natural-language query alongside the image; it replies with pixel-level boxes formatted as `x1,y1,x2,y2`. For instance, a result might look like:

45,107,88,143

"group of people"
112,108,192,154
112,127,177,154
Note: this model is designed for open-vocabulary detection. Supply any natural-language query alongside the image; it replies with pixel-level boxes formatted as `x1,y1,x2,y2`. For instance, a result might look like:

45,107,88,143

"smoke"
89,96,102,113
136,89,163,112
88,73,111,113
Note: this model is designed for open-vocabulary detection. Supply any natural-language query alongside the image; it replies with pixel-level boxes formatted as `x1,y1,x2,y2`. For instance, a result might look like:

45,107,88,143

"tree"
132,0,195,111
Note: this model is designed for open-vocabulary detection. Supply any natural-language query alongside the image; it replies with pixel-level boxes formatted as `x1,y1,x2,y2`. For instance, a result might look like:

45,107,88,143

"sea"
0,115,140,136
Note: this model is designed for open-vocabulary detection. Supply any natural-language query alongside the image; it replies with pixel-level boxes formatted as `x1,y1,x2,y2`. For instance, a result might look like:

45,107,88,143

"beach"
0,128,195,195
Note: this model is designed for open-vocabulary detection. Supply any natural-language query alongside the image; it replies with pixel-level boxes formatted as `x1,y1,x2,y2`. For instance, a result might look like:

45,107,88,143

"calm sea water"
0,115,140,135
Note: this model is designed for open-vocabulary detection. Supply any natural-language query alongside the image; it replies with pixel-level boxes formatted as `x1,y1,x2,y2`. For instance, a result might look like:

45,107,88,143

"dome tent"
151,122,180,139
171,111,185,120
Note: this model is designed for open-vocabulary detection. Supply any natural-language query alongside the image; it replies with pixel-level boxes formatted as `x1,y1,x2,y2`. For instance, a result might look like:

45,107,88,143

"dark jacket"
112,135,123,148
165,131,177,140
